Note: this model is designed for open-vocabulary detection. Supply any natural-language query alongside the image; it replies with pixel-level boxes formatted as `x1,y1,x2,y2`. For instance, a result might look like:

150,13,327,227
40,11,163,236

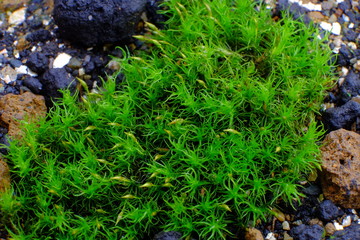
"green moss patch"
1,0,334,239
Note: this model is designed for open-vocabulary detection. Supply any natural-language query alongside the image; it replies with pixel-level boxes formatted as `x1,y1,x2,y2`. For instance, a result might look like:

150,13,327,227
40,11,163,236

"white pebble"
331,22,342,35
265,232,276,240
288,0,322,11
42,19,50,26
338,77,345,86
301,3,322,11
342,14,350,22
15,65,38,77
320,22,333,32
342,216,352,227
341,67,349,76
14,52,20,59
334,221,344,231
282,221,291,230
348,42,357,50
78,68,85,76
8,7,27,25
3,75,12,84
15,65,29,74
332,46,340,54
0,49,8,57
349,23,355,28
6,27,14,33
320,22,341,35
53,53,72,68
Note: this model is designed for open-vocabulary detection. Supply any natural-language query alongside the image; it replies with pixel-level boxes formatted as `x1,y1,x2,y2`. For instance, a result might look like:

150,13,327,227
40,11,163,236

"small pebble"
341,67,349,76
334,221,344,231
309,218,323,226
342,215,352,227
353,60,360,71
342,14,350,22
78,68,85,76
300,2,322,11
282,221,290,231
108,60,120,71
265,232,276,240
331,22,342,35
325,222,336,236
283,232,293,240
15,65,29,75
67,57,82,69
53,53,72,68
322,1,335,10
293,220,303,226
245,227,264,240
8,7,27,26
328,14,338,23
348,42,357,50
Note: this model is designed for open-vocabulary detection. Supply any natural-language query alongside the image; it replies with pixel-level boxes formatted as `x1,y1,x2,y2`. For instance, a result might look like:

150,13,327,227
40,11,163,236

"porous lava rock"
317,200,342,222
320,129,360,209
23,76,43,94
289,224,324,240
0,158,10,193
0,92,47,139
322,100,360,131
53,0,147,47
41,68,76,106
339,71,360,104
26,52,49,74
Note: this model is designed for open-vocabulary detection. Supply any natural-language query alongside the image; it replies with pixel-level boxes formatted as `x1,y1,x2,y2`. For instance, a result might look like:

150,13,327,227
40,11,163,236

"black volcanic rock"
41,68,77,106
322,100,360,131
53,0,147,47
339,71,360,104
26,52,49,74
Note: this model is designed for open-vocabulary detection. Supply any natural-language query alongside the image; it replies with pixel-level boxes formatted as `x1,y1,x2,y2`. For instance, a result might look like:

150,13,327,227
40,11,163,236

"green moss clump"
1,0,333,239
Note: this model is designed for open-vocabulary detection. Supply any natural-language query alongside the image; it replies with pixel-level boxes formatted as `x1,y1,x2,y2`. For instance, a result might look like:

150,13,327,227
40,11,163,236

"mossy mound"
1,0,334,239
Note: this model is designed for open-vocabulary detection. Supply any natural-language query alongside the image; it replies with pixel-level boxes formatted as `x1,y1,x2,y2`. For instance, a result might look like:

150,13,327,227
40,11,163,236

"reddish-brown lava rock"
0,91,46,139
0,158,10,193
320,129,360,209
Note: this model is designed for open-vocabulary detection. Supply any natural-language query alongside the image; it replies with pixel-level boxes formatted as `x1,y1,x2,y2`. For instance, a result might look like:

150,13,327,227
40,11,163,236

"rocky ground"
0,0,359,240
